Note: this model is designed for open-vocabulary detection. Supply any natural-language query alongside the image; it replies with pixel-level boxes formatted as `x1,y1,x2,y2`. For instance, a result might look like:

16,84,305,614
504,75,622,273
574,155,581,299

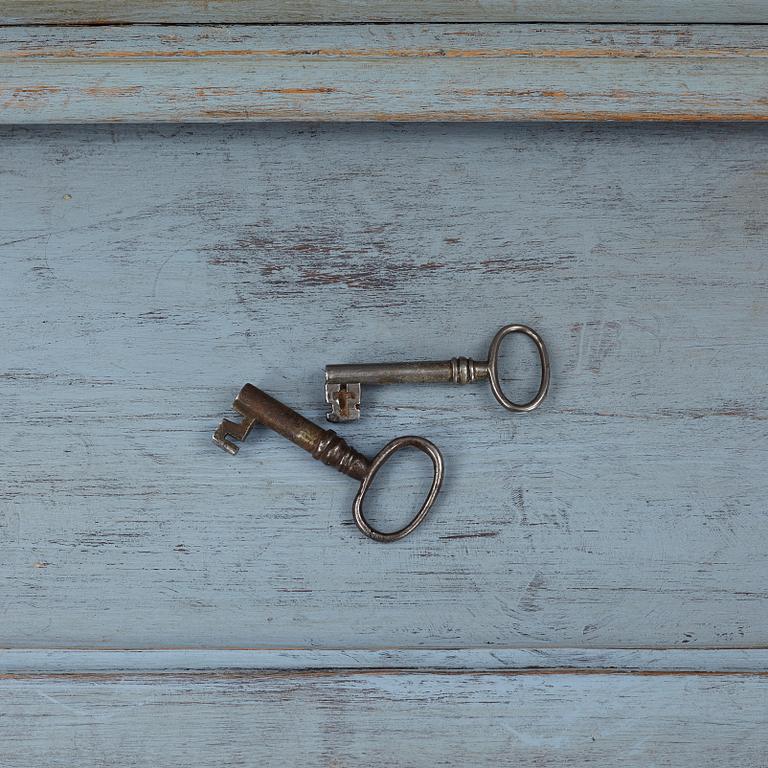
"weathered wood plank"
0,123,766,649
2,25,768,123
4,648,768,673
2,670,767,766
2,0,768,24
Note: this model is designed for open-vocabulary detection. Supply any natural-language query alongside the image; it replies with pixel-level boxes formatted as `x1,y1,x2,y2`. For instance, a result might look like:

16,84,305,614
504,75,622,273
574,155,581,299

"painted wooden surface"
3,648,768,673
1,123,766,650
2,24,768,123
3,0,768,24
3,669,768,766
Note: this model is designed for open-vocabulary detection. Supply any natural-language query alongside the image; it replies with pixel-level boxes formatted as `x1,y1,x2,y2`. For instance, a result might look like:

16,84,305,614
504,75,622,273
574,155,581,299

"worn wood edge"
2,24,768,123
2,0,768,24
4,669,766,767
2,648,768,674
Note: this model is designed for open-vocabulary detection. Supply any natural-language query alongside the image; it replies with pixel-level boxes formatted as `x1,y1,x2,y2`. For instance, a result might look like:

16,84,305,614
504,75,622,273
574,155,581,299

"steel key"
325,324,550,422
214,383,444,542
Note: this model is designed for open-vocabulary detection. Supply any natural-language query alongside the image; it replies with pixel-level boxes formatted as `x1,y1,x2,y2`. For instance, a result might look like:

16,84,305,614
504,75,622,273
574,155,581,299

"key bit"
325,382,361,423
213,415,257,455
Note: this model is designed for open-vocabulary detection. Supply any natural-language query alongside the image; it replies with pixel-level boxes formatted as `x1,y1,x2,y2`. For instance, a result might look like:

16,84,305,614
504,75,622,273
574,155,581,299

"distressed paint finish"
2,25,768,123
2,670,768,766
3,648,768,673
1,123,766,649
3,0,768,23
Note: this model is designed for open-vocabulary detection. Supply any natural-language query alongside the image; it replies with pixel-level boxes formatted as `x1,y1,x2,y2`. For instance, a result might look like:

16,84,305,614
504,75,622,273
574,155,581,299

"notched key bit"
213,383,444,543
325,382,361,423
324,323,550,422
213,413,258,455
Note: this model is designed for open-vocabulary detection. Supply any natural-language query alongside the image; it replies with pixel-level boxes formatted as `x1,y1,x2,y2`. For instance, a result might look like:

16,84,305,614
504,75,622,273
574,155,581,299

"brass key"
325,324,550,422
213,384,444,543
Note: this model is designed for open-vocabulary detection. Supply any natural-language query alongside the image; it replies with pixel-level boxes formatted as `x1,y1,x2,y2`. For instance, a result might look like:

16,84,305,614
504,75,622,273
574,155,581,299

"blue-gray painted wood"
2,0,768,23
3,648,768,673
2,25,768,123
3,670,768,766
0,123,766,650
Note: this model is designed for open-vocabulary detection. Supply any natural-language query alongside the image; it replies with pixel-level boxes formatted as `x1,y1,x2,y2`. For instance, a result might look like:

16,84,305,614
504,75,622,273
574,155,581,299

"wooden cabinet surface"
1,5,767,765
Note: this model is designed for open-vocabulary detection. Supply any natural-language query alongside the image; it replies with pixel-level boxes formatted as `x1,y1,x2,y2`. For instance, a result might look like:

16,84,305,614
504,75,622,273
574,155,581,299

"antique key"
325,323,550,422
213,384,444,543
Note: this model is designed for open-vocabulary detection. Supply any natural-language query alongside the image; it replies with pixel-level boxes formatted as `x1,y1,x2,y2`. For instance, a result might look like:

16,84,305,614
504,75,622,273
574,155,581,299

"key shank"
325,358,486,422
214,383,370,480
326,357,486,386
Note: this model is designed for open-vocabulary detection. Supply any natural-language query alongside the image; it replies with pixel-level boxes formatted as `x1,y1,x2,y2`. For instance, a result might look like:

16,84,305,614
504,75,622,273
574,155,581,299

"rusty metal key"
325,324,550,422
213,384,444,543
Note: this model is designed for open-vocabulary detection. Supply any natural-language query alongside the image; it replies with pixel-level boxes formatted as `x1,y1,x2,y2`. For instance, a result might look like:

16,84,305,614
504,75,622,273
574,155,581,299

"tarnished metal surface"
214,384,444,542
325,323,550,421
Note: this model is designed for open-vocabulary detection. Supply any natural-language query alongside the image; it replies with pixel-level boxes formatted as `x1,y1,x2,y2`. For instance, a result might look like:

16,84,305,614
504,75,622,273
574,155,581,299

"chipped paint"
1,25,767,123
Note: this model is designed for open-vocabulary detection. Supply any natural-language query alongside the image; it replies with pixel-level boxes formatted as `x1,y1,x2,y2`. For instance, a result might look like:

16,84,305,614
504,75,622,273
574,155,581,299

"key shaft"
215,383,370,480
326,357,487,386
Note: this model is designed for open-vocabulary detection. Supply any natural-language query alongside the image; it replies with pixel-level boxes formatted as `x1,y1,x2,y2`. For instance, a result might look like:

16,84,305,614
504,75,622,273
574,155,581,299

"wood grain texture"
2,24,768,123
1,123,766,650
4,648,768,673
3,670,768,766
3,0,768,24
